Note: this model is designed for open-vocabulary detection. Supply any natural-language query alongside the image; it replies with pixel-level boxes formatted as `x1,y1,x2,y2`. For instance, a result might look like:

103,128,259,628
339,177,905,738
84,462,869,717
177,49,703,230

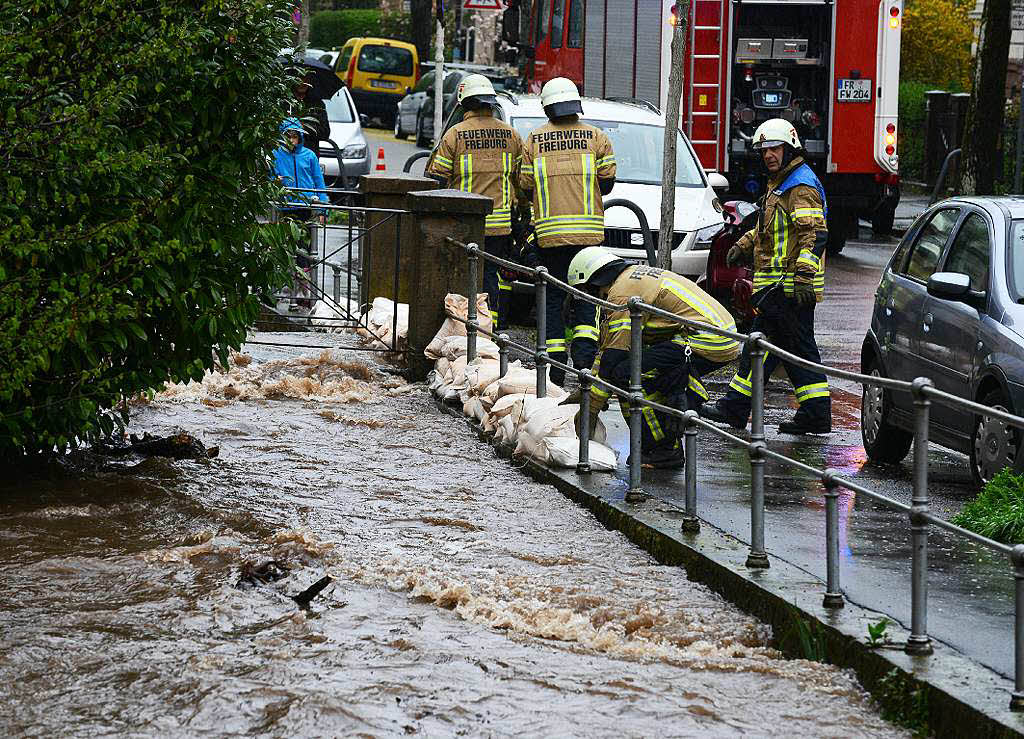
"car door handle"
923,312,933,332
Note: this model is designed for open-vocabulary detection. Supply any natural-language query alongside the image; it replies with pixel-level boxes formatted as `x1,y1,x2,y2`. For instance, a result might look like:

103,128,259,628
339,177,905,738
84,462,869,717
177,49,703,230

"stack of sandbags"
513,402,617,471
356,297,409,351
425,294,493,360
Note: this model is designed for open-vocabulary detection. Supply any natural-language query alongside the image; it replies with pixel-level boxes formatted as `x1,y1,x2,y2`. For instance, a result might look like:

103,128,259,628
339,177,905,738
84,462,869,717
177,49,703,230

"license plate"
370,79,398,89
837,78,872,102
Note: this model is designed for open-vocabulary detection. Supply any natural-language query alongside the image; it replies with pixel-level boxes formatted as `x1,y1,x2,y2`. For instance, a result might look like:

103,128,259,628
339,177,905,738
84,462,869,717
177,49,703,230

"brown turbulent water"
0,339,905,737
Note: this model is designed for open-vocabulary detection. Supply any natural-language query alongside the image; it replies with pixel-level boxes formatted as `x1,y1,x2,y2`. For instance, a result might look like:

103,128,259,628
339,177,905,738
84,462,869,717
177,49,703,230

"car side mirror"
405,86,412,95
927,271,972,301
359,114,369,127
707,172,729,191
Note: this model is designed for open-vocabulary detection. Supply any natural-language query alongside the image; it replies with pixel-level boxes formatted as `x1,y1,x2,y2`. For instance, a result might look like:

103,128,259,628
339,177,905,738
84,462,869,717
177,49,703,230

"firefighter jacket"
589,265,740,412
426,109,525,236
734,158,828,301
518,119,616,248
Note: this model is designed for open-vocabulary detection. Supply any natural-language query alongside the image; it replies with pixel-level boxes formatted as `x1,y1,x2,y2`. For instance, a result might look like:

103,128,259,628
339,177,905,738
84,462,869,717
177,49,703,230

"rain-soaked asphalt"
0,336,906,737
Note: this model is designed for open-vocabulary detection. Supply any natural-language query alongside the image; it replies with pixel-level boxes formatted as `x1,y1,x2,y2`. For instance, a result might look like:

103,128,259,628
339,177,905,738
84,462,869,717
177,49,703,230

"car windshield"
1009,220,1024,300
357,45,413,76
324,89,355,123
510,117,705,187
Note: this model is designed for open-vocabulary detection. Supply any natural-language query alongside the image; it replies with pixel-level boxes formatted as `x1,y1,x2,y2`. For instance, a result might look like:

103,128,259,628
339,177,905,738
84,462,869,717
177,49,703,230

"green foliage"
875,668,930,737
952,468,1024,543
0,1,298,455
898,81,930,181
866,617,891,647
779,605,827,662
309,9,383,49
901,0,974,90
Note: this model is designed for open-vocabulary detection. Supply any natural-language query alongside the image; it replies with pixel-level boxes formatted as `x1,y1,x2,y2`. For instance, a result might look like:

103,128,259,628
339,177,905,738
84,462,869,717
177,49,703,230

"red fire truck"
501,0,903,252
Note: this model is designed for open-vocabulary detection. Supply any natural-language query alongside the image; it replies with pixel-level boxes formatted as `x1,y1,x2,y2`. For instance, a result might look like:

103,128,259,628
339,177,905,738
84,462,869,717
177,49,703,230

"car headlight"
342,144,367,159
694,223,725,245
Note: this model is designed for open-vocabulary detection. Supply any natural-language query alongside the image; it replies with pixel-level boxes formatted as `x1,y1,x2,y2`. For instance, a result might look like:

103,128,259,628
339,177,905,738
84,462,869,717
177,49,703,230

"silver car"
318,86,370,190
861,197,1024,486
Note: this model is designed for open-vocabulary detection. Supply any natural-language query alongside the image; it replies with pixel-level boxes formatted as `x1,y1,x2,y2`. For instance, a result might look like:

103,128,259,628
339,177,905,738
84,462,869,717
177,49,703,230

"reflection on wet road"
0,342,903,736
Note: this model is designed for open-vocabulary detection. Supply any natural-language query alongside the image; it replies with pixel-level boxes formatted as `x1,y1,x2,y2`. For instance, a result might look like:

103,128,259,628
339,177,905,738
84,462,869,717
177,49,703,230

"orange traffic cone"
375,147,386,171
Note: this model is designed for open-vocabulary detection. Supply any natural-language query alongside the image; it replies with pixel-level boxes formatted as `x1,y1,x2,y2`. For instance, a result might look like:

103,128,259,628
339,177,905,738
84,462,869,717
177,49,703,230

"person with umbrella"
280,55,344,158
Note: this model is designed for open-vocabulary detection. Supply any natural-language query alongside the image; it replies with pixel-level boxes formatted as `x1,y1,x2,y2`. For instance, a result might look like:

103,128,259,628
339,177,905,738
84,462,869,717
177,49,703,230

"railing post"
822,468,844,608
625,297,645,503
681,409,700,534
906,377,934,655
746,331,770,569
534,267,548,399
498,333,510,378
466,243,478,364
332,264,342,305
577,369,593,474
1012,544,1024,710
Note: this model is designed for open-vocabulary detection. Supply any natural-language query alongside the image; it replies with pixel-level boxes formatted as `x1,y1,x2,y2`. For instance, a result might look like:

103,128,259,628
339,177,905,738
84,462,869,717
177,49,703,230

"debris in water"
95,432,218,460
237,559,290,588
291,575,333,607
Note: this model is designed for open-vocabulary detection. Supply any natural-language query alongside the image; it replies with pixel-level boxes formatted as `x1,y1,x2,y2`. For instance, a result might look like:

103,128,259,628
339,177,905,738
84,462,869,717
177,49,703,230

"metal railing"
441,235,1024,710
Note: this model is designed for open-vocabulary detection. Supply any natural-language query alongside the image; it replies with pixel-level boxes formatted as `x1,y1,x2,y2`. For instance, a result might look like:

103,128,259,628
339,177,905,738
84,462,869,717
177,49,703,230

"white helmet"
457,74,497,107
567,246,625,288
540,77,583,118
751,118,801,150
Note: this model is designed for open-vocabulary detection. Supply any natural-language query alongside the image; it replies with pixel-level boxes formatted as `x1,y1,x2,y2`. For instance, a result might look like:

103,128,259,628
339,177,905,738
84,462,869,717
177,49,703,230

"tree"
410,0,435,62
960,0,1013,194
0,1,298,455
900,0,974,90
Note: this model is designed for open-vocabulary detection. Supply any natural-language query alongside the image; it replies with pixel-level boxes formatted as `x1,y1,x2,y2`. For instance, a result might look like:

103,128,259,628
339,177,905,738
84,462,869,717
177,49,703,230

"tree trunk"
411,0,434,62
959,0,1012,195
657,4,689,269
296,0,311,46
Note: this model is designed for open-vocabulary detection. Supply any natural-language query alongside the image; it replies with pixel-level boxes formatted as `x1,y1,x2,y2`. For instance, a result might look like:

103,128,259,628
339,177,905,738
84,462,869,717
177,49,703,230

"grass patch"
951,468,1024,544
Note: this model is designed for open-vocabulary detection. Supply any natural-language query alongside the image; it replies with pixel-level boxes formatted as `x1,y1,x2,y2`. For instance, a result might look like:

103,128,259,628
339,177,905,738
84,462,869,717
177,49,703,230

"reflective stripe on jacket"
518,120,616,248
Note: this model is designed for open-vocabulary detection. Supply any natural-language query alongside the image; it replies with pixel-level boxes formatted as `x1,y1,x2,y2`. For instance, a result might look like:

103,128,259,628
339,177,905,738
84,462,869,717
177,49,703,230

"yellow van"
334,37,418,125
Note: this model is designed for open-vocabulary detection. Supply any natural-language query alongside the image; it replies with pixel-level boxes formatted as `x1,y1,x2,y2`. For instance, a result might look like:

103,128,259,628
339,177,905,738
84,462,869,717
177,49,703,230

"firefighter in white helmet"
701,118,832,435
517,77,617,386
426,74,526,329
567,246,740,469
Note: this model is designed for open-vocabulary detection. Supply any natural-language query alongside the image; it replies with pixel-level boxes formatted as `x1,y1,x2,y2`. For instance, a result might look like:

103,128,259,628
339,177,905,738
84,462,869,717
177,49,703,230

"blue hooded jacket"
273,118,328,208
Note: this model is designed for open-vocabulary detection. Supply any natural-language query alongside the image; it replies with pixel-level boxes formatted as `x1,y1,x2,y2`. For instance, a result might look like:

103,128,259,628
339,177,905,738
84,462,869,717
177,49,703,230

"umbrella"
278,54,343,102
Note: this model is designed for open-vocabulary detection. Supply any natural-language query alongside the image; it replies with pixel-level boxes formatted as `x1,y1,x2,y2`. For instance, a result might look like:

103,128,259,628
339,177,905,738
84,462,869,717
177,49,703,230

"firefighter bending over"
427,74,525,329
568,247,740,469
701,118,832,435
518,77,616,385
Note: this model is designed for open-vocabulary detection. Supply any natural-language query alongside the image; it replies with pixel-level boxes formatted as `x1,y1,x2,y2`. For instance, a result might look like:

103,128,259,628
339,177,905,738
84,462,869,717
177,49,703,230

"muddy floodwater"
0,341,905,737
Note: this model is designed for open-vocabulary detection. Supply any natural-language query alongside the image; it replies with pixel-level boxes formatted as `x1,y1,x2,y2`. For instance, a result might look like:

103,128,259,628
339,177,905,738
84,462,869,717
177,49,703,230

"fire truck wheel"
871,203,896,236
826,208,853,255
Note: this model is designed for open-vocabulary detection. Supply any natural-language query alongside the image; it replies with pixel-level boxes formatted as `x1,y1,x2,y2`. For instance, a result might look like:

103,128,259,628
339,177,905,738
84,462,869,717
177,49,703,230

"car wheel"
415,116,429,149
970,389,1020,487
394,113,407,140
861,359,913,464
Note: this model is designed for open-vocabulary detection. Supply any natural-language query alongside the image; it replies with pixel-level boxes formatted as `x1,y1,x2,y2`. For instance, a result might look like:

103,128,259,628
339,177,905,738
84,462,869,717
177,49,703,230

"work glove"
519,239,541,269
560,387,583,406
792,282,817,308
726,243,747,267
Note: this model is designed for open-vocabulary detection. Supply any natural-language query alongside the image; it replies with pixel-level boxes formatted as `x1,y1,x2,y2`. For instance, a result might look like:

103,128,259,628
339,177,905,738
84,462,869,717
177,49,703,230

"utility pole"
959,0,1012,195
434,0,446,147
658,3,689,269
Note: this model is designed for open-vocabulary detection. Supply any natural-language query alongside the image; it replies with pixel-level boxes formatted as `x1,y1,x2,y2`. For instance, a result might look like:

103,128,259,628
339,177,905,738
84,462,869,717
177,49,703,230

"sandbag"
465,359,501,395
310,298,360,332
424,294,493,359
483,391,526,433
543,437,618,472
440,335,500,361
358,297,409,349
514,404,579,459
493,368,565,401
495,415,517,445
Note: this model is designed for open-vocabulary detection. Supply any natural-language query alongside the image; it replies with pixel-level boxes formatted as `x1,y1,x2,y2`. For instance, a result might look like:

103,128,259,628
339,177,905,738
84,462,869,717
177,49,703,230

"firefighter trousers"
718,289,830,424
482,235,512,329
597,343,726,451
539,245,598,384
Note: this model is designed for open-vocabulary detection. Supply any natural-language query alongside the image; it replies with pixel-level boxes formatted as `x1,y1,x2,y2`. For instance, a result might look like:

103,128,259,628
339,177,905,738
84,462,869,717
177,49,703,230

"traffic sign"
463,0,503,9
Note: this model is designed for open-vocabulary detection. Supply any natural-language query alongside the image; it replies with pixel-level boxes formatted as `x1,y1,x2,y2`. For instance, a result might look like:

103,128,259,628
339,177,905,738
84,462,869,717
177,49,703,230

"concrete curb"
433,396,1024,737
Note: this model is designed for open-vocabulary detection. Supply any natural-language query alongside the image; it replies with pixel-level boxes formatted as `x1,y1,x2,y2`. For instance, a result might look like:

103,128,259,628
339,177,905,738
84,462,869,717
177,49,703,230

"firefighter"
518,77,616,386
426,74,525,329
701,118,831,435
567,246,741,469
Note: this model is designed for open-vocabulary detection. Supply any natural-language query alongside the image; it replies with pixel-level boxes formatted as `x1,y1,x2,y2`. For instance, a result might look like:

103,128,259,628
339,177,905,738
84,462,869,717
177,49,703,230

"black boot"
778,416,831,435
699,402,748,430
627,442,685,470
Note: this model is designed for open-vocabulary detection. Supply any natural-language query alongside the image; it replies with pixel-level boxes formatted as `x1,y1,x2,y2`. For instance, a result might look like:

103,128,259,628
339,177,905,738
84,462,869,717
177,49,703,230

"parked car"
332,37,418,126
433,93,727,279
416,68,510,149
318,85,370,191
860,197,1024,486
394,69,448,141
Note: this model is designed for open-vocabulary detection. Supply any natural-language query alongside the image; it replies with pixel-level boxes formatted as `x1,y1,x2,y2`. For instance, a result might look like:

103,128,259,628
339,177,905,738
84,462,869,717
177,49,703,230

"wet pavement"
0,335,905,737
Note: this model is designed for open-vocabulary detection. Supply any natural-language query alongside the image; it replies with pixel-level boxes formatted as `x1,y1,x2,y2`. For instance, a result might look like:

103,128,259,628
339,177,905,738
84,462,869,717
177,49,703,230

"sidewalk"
893,193,931,235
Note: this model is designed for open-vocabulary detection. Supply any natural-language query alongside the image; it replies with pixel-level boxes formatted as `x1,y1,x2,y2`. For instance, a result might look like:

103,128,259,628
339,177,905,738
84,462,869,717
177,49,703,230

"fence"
441,235,1024,710
266,185,409,353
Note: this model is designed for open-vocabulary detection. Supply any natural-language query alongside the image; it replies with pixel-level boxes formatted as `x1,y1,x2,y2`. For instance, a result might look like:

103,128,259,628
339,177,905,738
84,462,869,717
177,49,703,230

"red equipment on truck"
500,0,902,253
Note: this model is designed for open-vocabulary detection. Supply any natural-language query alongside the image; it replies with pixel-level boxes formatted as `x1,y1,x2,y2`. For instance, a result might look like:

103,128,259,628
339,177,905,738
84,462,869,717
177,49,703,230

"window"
944,212,990,292
534,0,549,44
324,89,355,123
902,208,959,282
1009,220,1024,301
357,45,413,76
550,0,565,49
567,0,584,48
414,71,435,93
337,45,353,73
443,72,462,95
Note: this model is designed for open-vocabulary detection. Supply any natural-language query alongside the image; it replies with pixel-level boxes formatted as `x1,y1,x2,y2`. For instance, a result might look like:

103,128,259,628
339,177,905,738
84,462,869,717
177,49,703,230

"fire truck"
501,0,902,252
